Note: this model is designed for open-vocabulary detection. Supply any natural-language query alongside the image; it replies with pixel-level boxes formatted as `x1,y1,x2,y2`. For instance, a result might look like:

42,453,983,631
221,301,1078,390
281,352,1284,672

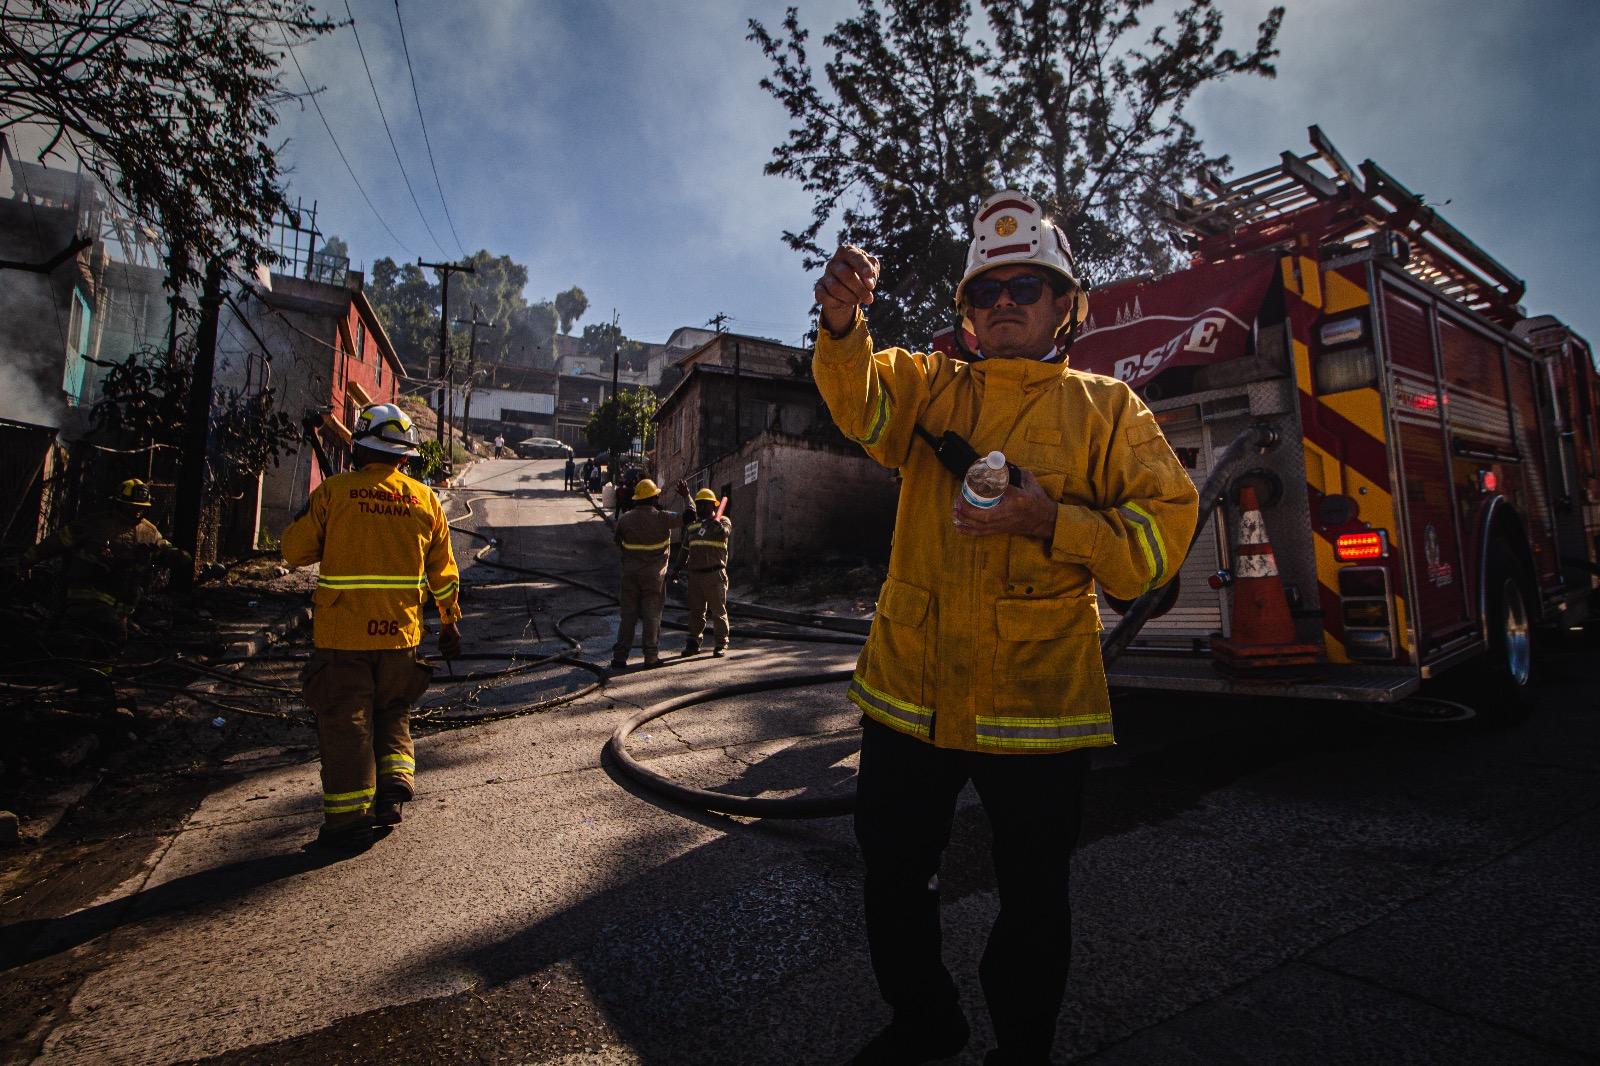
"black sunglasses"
965,273,1051,309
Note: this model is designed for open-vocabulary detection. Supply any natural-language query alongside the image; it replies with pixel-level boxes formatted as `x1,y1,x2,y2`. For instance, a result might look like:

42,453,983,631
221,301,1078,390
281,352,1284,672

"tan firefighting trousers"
684,569,729,648
302,647,432,831
614,566,666,662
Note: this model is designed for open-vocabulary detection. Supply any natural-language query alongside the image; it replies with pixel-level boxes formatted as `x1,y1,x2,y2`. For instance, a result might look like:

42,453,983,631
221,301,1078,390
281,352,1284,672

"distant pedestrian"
564,456,576,491
673,479,731,657
493,434,505,458
281,403,464,852
611,479,676,669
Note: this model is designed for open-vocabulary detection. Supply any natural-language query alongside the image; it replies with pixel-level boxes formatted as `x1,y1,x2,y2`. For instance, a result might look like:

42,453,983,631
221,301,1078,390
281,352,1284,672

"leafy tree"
585,386,658,454
1,0,335,296
451,249,530,365
368,257,439,377
367,253,574,371
318,234,349,260
579,321,623,361
554,286,589,334
749,0,1283,345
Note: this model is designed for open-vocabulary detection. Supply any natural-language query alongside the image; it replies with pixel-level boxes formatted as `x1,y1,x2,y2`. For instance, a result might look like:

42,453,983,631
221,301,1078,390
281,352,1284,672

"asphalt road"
1,457,1596,1065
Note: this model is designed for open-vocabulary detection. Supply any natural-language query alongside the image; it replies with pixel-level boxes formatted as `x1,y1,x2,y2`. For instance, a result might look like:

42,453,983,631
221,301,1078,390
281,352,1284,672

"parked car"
513,437,573,459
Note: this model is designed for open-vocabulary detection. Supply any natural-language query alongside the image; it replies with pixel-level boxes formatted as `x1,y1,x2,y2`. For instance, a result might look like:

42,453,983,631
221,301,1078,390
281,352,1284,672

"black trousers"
854,716,1091,1060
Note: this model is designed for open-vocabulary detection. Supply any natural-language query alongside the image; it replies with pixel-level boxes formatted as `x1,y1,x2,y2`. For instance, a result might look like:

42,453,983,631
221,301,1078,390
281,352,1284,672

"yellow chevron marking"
1293,338,1313,395
1393,593,1411,653
1323,630,1351,664
1319,387,1386,443
1302,437,1345,497
1347,469,1396,531
1301,256,1323,307
1322,268,1370,314
1282,255,1324,308
1305,447,1326,495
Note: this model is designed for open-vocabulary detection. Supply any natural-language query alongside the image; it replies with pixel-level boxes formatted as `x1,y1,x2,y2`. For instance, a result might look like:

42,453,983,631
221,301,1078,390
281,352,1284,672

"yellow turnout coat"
282,464,463,650
815,314,1199,754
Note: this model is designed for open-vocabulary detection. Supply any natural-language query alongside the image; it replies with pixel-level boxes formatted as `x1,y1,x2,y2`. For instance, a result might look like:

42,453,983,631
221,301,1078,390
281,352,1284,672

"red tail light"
1334,530,1388,562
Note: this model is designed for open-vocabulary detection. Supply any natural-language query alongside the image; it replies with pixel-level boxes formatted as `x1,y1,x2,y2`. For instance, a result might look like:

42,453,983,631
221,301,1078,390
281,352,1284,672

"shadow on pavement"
0,845,351,972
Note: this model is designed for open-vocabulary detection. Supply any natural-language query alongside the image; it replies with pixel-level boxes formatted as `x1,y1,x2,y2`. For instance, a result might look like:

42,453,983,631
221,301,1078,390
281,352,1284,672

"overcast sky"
277,0,1600,349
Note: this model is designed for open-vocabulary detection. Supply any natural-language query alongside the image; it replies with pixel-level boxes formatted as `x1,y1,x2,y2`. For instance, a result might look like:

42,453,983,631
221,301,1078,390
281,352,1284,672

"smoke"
0,272,69,429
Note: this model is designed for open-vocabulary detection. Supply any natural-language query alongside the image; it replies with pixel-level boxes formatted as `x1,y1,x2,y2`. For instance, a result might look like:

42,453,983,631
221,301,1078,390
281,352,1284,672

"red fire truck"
1042,128,1595,711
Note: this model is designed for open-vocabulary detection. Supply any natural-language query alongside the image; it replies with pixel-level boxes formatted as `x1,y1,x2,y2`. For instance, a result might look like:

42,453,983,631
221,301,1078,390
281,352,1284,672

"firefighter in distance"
611,478,677,669
673,480,732,657
18,478,190,643
814,190,1199,1065
281,403,463,851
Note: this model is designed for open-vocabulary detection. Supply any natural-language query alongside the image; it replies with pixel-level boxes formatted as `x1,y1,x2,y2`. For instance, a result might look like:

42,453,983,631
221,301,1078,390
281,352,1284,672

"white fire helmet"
954,190,1090,339
353,403,419,458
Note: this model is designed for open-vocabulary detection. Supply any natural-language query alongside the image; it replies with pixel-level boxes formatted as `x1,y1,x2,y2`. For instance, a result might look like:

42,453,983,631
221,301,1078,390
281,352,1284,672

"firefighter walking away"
281,403,464,852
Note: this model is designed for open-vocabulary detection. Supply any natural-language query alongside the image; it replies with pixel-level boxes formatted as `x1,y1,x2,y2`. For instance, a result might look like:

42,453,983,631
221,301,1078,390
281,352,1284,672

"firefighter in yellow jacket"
611,478,677,669
20,479,189,642
815,191,1199,1065
673,480,732,657
281,403,463,851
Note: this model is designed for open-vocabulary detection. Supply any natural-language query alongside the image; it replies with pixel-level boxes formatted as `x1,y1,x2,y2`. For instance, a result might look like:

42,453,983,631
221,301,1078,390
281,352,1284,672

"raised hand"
814,245,880,337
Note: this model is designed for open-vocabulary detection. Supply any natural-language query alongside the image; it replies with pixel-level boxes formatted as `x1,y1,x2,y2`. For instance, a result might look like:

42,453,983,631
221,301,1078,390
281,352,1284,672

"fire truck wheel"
1471,541,1538,725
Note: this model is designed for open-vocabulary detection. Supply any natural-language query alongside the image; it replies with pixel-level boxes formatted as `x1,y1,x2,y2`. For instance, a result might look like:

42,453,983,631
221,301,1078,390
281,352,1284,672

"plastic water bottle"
961,451,1009,509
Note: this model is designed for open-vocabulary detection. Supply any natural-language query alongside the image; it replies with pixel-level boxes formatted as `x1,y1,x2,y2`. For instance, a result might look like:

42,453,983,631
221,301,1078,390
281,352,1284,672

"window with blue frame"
62,287,93,406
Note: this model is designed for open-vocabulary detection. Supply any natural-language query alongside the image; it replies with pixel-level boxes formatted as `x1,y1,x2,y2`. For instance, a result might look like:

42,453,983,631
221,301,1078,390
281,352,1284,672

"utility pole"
608,309,622,463
171,258,225,592
706,311,731,333
420,258,474,453
454,302,488,439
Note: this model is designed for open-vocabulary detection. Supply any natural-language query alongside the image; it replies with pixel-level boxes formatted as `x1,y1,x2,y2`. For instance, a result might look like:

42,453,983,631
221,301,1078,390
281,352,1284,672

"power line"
391,0,469,259
343,0,449,258
284,44,414,256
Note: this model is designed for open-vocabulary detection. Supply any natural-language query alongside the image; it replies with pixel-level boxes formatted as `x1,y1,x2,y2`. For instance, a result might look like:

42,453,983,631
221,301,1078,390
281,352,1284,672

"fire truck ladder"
1169,125,1527,323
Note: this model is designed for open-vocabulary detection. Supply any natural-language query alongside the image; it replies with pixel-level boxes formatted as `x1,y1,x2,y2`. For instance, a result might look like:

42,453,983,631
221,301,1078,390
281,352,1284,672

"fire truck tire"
1469,540,1538,725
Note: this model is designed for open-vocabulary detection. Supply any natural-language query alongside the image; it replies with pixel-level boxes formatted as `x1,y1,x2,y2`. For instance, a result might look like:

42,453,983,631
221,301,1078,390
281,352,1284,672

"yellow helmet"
693,488,719,504
113,478,153,507
631,478,661,502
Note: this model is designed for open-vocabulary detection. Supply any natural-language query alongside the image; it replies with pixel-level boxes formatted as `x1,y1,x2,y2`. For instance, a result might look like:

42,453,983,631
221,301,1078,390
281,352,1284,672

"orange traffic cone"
1211,485,1323,671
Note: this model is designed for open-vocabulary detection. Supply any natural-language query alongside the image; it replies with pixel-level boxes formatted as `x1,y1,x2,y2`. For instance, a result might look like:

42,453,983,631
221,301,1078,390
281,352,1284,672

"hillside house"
652,332,898,582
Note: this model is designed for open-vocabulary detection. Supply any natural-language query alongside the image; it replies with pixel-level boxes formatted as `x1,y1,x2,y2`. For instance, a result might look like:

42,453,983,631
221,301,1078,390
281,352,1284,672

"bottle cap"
985,451,1005,469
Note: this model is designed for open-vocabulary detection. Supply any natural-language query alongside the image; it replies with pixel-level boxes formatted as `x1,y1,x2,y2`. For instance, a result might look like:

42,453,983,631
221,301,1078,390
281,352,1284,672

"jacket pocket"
993,596,1099,680
866,577,932,711
311,586,342,609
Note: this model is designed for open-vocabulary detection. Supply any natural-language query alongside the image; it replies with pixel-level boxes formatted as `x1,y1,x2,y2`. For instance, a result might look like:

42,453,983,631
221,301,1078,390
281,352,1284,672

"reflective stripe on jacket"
814,312,1199,754
614,505,677,577
280,464,462,650
680,512,732,571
